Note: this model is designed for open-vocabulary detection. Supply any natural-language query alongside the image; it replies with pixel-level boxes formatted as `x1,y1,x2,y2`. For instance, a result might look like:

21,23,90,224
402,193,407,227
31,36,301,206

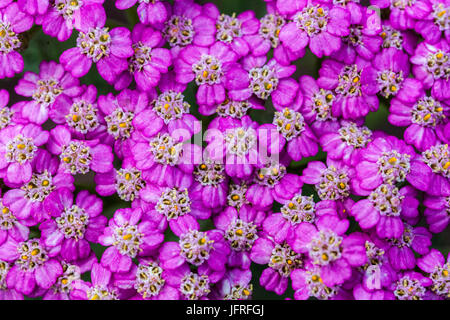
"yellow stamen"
423,114,432,121
16,144,25,150
123,234,132,241
31,249,39,256
231,195,239,201
288,202,294,209
202,71,208,78
388,157,397,164
235,229,243,236
42,180,49,187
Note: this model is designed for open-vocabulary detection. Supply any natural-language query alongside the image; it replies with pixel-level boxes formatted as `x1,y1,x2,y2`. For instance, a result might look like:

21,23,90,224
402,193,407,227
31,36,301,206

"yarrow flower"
0,3,33,79
60,19,133,84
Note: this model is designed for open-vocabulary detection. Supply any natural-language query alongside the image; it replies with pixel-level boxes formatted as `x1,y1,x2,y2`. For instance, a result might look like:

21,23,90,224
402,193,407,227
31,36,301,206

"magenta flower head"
95,159,146,203
289,214,367,287
408,143,450,197
214,205,266,269
204,3,260,58
317,58,379,120
191,160,228,210
263,195,338,244
115,24,171,91
331,2,382,64
163,0,216,57
357,235,397,293
321,121,373,166
71,262,119,300
410,39,450,100
0,237,62,295
264,107,319,162
241,55,298,108
379,20,419,55
205,115,263,179
353,135,416,195
175,42,239,108
133,72,201,142
279,1,351,59
302,159,355,201
40,188,106,262
291,263,342,300
159,217,230,278
298,75,340,136
2,149,74,225
60,19,133,84
42,259,96,300
371,0,431,30
139,167,211,232
38,0,106,41
0,123,49,188
130,127,201,187
99,207,164,273
15,61,82,125
112,257,180,300
417,248,450,300
250,234,303,295
48,85,107,141
385,222,432,271
367,48,422,100
414,0,450,44
390,271,433,300
389,92,449,151
0,3,33,79
351,185,419,238
163,263,212,300
245,6,287,58
245,159,303,209
98,89,148,158
115,0,167,26
47,125,113,176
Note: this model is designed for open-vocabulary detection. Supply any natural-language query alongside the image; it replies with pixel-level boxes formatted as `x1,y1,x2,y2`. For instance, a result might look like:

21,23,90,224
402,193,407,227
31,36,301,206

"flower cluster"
0,0,448,301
